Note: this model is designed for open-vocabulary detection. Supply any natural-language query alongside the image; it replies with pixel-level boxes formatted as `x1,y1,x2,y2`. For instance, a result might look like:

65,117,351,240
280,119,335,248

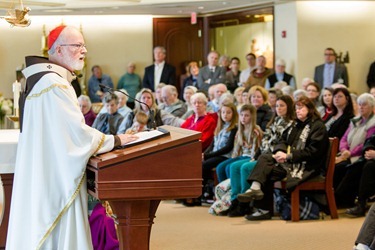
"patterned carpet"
151,200,366,250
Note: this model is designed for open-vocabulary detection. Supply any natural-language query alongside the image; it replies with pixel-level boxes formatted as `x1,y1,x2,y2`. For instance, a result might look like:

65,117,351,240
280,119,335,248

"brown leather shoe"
237,189,264,203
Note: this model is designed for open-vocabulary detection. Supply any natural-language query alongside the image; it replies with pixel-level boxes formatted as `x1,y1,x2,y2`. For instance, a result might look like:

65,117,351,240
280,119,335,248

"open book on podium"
121,127,170,148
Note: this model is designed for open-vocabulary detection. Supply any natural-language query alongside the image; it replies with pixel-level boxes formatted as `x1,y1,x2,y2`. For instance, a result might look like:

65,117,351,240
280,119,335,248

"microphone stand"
99,84,157,130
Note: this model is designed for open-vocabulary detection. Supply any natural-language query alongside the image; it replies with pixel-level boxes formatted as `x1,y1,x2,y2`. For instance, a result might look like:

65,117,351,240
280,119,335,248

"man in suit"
142,46,176,92
197,51,227,93
314,47,349,88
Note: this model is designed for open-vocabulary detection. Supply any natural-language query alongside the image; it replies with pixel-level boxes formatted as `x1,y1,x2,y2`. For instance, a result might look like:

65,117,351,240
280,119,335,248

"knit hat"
48,25,66,49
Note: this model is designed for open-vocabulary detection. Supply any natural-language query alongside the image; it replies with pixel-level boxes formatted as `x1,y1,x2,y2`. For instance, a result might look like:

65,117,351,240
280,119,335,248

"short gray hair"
357,93,375,108
78,95,92,108
190,92,208,105
116,89,129,103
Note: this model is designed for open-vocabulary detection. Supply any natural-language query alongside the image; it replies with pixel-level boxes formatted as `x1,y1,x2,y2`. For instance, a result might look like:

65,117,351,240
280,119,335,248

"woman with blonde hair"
248,85,273,131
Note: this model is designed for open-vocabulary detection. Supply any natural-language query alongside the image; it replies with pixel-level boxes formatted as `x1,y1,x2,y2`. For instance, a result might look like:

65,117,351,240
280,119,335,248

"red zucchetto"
48,25,66,50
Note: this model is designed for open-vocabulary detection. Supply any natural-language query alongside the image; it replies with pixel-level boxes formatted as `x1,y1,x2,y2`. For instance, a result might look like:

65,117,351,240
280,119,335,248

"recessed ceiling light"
198,6,204,10
222,2,227,5
110,6,119,10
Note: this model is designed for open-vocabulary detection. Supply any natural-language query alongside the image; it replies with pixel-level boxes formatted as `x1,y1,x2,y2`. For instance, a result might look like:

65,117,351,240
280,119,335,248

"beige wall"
275,1,375,94
0,15,153,98
274,2,298,82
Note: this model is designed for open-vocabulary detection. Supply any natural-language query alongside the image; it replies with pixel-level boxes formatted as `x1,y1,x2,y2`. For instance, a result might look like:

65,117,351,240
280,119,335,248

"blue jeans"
216,156,250,183
230,160,257,200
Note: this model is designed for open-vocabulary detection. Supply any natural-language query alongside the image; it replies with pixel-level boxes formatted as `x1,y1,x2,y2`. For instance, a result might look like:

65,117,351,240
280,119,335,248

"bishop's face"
59,29,87,72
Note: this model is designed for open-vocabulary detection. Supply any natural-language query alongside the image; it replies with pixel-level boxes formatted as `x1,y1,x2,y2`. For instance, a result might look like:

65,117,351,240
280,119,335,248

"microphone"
99,84,157,130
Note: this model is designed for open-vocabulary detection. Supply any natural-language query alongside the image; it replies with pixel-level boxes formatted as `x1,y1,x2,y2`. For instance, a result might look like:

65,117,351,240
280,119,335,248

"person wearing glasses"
314,47,349,88
88,65,114,103
6,25,138,250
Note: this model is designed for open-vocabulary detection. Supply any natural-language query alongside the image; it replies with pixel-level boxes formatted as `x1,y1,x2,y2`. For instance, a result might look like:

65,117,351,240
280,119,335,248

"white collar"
22,63,76,83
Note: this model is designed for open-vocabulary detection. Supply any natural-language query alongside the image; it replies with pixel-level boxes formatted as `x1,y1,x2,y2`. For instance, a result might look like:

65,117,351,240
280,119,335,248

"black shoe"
346,204,366,217
237,189,264,203
245,209,272,221
182,198,201,207
228,202,250,217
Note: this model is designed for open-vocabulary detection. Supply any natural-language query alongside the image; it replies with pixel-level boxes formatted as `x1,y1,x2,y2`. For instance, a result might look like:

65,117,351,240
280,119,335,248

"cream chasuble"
6,59,114,250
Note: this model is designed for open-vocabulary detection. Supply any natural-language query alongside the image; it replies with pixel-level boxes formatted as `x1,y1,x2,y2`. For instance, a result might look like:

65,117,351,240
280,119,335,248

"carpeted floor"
150,200,366,250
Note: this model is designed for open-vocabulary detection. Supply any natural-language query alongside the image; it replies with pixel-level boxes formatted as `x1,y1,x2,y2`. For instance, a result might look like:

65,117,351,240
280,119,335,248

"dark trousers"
333,159,351,190
248,154,287,212
336,159,375,205
202,156,228,184
355,203,375,248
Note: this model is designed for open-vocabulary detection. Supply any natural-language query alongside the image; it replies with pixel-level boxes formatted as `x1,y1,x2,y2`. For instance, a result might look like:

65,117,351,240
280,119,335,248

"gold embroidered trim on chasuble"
26,84,68,100
36,171,87,250
93,133,105,155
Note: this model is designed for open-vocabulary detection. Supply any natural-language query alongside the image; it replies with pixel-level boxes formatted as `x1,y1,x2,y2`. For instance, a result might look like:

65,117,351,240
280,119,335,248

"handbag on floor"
209,178,232,215
275,189,320,220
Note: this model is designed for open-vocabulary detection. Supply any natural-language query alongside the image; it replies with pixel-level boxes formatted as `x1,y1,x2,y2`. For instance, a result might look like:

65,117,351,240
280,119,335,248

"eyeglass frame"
59,44,87,50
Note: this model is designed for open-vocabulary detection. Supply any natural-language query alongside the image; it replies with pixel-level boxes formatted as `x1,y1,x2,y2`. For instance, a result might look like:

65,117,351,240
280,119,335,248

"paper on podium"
122,128,170,147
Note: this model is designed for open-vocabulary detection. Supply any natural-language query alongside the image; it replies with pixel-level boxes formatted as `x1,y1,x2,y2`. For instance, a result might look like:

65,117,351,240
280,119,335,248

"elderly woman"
237,95,329,220
78,95,96,126
181,86,198,119
248,85,273,131
334,93,375,199
117,88,184,133
181,92,218,152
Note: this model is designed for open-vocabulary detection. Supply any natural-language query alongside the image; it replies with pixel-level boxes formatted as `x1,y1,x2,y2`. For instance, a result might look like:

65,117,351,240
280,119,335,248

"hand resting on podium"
117,133,139,145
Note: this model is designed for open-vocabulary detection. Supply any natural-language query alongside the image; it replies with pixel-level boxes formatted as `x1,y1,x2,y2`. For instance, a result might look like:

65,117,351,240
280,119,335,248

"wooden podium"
86,126,202,250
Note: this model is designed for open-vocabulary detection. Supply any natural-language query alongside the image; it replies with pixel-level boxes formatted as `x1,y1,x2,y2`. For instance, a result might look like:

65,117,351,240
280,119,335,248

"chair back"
324,137,339,189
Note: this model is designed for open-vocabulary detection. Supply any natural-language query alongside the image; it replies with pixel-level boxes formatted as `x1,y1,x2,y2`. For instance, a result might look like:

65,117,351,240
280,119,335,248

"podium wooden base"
109,200,160,250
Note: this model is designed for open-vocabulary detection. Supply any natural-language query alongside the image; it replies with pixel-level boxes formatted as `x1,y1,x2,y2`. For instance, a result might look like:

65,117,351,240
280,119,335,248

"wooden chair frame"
275,137,339,222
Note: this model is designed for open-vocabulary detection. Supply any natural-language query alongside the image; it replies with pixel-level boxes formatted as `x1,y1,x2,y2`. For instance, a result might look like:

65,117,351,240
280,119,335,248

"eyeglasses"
324,54,335,56
59,44,86,50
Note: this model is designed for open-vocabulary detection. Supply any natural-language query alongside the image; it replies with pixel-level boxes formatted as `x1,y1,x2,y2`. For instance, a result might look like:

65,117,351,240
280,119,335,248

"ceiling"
0,0,287,16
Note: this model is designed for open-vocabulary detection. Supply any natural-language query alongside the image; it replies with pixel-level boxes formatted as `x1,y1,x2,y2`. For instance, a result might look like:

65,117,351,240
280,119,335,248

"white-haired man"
6,25,137,250
160,85,187,118
265,59,296,90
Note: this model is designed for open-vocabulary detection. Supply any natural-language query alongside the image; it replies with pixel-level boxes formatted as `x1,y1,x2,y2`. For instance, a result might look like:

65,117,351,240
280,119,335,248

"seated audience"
325,87,354,144
233,86,245,111
306,82,322,110
281,85,295,99
318,87,334,121
125,111,148,134
293,89,307,101
274,81,288,90
265,59,296,89
88,65,114,103
245,55,273,88
223,95,295,217
336,134,375,217
118,88,184,133
237,96,329,220
98,90,132,119
184,102,238,206
334,93,375,198
248,86,273,131
78,95,96,127
215,104,262,183
117,62,142,109
225,57,241,93
181,61,199,97
181,86,198,119
92,93,124,135
159,85,187,118
268,88,283,113
301,77,314,90
181,92,218,152
207,83,228,113
155,83,166,107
